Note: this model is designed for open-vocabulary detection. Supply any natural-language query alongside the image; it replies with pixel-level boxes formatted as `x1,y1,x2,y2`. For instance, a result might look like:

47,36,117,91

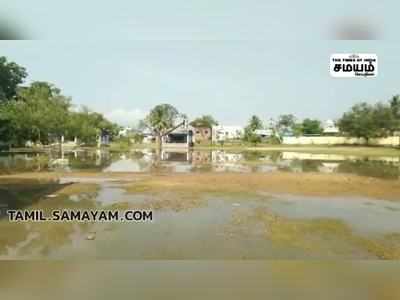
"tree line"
0,56,118,148
240,96,400,144
142,101,400,147
2,55,400,149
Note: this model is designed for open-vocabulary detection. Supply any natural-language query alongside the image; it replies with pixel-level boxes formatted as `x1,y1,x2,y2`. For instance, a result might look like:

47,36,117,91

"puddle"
2,149,400,179
257,194,400,236
0,181,399,260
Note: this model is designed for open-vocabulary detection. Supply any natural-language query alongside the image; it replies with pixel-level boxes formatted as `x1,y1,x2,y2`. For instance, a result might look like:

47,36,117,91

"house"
162,121,194,149
118,127,133,137
192,126,212,144
254,129,274,138
323,120,340,136
212,125,244,142
141,130,155,144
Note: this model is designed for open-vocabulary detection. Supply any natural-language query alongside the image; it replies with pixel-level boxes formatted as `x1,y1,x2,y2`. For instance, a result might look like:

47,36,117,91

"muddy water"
0,261,399,300
1,183,400,298
0,261,398,300
1,149,400,179
1,149,400,299
0,181,399,260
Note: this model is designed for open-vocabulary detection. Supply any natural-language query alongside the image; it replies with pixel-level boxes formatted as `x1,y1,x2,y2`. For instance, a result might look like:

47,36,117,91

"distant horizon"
1,41,399,127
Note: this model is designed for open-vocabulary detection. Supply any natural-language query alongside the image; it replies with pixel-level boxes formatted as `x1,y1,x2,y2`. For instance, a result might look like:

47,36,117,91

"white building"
323,120,339,135
254,129,274,138
212,125,244,142
118,127,133,137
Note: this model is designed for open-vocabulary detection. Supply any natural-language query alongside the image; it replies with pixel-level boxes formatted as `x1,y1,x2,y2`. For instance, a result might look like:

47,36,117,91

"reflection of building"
161,150,192,162
160,149,193,172
118,127,132,137
212,151,250,173
211,151,243,163
212,125,244,142
192,151,212,165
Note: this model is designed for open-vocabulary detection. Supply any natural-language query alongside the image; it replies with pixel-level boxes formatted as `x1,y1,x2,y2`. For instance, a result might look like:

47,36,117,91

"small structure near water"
162,122,194,149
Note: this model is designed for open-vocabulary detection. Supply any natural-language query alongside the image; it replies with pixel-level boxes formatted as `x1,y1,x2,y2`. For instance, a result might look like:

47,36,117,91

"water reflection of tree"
241,151,282,163
0,180,73,215
191,163,213,173
338,159,400,179
287,159,323,172
0,154,51,174
67,150,116,171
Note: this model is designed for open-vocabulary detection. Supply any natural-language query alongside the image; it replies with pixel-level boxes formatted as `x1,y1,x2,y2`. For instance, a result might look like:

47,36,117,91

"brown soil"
124,172,400,201
1,171,399,201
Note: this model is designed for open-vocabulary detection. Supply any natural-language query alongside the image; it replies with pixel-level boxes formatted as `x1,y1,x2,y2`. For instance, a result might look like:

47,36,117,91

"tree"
247,115,263,131
390,95,400,119
190,115,218,128
142,104,184,151
0,56,119,148
277,114,296,129
66,107,118,145
0,56,27,101
337,102,397,143
17,81,71,144
0,81,73,146
274,114,299,139
301,118,323,135
338,103,374,142
0,57,27,145
372,102,399,136
243,115,263,145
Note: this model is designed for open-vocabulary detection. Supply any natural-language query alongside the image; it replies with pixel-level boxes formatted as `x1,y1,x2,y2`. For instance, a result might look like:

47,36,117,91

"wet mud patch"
123,172,400,201
229,207,400,259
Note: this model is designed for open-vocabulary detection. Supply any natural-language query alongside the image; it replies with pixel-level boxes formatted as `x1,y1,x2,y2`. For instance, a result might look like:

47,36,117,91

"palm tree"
142,104,185,152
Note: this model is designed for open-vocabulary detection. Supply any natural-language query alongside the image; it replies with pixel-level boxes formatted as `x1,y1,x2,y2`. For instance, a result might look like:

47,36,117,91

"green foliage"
301,118,323,135
110,136,133,151
264,136,281,144
243,115,263,145
277,114,296,129
142,104,184,150
247,115,263,131
0,56,27,101
144,104,180,136
130,132,144,144
247,132,262,146
0,82,71,145
338,101,399,142
0,82,117,147
292,123,304,137
390,95,400,119
190,115,218,128
66,107,118,145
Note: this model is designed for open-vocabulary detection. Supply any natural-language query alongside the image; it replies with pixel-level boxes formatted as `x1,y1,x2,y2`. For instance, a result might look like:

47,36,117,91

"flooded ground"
0,148,400,298
1,148,400,179
0,261,399,300
0,150,399,260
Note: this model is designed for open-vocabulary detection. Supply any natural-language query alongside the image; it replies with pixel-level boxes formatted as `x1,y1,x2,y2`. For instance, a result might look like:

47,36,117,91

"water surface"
1,149,400,179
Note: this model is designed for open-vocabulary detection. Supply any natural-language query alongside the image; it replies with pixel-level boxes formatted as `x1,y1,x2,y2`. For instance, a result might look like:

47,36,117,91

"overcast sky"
1,1,399,126
0,0,394,40
1,41,399,126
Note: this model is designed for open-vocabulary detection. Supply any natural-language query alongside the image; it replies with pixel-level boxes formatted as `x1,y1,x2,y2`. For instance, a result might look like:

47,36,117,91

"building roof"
254,129,273,136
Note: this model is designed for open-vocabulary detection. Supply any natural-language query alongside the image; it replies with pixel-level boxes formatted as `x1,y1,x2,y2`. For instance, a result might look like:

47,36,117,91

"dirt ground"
1,171,400,201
